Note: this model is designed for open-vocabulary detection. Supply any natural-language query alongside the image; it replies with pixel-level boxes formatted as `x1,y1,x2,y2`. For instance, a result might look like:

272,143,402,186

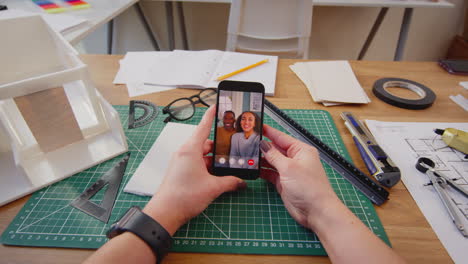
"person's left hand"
143,106,246,235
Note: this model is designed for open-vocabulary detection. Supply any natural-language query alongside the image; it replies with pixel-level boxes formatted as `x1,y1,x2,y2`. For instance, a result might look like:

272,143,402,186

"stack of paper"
113,52,176,97
290,61,370,106
114,50,278,97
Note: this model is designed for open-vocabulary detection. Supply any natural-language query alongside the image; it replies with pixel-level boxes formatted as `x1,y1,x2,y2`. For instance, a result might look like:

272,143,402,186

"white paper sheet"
145,50,222,87
124,123,198,196
289,61,370,105
205,51,278,96
460,82,468,90
365,120,468,263
113,52,176,97
144,50,278,96
450,94,468,111
289,63,342,106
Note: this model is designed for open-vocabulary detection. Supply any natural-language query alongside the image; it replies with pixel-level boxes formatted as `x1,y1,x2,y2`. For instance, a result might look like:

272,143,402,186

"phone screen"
212,81,265,179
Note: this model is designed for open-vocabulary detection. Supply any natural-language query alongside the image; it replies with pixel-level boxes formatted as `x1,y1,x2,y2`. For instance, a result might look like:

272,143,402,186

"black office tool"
128,100,159,129
439,59,468,75
264,100,389,205
372,78,436,110
341,112,400,187
70,153,130,223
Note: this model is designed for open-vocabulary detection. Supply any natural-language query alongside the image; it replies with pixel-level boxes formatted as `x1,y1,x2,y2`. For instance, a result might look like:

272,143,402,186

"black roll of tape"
372,78,436,110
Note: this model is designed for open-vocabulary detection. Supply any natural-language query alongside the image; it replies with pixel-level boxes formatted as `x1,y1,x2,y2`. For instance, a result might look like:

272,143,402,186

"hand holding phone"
212,80,265,179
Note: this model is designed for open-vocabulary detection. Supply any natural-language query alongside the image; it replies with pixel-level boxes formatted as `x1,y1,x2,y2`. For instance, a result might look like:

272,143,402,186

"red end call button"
248,159,254,166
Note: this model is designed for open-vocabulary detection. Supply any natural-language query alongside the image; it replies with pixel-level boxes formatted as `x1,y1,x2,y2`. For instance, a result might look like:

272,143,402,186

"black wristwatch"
106,206,173,263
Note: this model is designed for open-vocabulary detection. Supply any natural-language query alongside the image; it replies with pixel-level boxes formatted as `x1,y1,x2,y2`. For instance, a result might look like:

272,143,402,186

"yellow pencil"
216,59,269,81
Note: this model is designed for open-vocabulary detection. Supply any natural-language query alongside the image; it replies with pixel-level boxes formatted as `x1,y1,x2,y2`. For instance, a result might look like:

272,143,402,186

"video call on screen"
215,90,263,169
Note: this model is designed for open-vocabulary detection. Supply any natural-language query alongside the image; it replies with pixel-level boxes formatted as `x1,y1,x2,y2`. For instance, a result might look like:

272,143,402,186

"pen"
216,59,269,81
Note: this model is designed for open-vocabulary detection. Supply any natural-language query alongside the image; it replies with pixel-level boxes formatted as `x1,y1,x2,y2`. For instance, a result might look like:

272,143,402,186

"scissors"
416,157,468,237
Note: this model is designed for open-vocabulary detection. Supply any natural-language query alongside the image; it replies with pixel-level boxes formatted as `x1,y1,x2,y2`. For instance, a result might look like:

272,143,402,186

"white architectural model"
0,13,128,206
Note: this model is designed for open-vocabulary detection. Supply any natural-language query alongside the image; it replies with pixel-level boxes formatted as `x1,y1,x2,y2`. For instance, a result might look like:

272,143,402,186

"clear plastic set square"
0,13,128,206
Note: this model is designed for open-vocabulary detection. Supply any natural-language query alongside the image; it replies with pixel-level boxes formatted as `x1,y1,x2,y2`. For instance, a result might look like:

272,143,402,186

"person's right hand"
260,124,342,229
260,125,406,264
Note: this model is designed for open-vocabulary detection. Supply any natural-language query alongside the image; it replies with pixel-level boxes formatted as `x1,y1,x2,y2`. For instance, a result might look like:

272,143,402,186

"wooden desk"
1,55,467,263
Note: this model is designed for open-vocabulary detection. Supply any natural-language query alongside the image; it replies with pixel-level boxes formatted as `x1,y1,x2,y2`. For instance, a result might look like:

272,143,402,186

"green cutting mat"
1,106,390,255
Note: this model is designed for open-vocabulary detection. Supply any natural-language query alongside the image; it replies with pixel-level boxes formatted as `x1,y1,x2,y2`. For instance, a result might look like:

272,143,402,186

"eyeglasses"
162,88,217,123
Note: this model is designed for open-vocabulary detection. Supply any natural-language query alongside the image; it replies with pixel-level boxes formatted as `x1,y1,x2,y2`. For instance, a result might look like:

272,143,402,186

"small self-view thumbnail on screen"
215,90,263,169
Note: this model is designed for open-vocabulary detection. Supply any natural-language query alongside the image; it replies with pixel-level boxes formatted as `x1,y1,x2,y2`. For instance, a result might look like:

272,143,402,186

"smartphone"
212,80,265,180
438,59,468,75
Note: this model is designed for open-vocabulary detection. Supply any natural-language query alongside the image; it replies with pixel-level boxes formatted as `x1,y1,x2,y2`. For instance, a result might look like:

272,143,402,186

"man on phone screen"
215,111,236,167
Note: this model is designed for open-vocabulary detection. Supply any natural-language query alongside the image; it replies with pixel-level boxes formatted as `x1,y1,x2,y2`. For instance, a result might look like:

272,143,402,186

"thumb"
260,140,289,172
215,176,247,194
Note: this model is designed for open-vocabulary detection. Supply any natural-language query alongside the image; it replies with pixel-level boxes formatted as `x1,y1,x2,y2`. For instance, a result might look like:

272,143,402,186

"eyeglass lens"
166,89,217,121
199,89,217,106
168,98,195,120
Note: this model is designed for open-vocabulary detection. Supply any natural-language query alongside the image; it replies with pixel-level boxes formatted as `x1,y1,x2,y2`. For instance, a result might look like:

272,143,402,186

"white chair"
226,0,314,59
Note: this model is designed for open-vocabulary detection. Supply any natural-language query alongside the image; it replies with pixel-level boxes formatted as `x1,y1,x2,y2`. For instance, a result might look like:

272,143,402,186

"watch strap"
107,206,172,263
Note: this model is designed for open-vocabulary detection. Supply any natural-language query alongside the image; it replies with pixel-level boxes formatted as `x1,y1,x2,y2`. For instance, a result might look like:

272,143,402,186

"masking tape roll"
372,78,436,110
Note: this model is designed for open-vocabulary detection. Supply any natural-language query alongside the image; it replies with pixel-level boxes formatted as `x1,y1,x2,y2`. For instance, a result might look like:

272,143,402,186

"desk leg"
358,7,388,60
166,2,175,50
394,8,413,61
107,19,113,55
135,2,161,51
176,2,189,50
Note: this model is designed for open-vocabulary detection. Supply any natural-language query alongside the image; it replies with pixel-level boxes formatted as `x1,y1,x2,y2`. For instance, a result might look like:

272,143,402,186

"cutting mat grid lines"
1,106,389,255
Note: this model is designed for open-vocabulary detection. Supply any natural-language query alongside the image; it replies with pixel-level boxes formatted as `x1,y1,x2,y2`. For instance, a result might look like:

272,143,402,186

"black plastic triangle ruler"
70,153,130,223
264,100,389,205
128,100,159,129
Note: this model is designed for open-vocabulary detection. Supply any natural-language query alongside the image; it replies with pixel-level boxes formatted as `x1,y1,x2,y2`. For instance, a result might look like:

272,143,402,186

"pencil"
216,59,269,81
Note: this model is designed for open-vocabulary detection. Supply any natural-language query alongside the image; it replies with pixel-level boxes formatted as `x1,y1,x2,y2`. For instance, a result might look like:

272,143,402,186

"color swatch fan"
32,0,90,13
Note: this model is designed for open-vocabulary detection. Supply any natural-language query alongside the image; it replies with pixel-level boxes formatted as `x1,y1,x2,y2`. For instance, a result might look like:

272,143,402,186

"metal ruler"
264,100,389,205
70,153,131,223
